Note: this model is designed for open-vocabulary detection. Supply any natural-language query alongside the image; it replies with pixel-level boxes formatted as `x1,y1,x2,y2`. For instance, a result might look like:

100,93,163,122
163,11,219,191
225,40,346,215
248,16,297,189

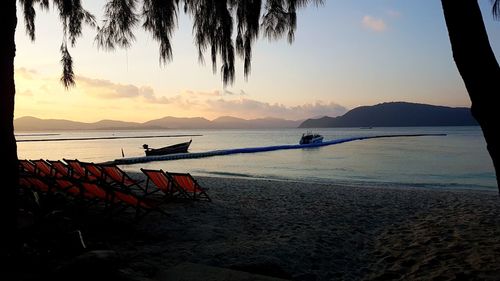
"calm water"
17,127,496,191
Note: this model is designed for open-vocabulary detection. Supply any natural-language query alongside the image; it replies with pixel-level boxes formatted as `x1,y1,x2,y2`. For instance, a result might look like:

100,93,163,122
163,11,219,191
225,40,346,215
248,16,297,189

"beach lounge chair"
18,172,86,201
140,168,191,200
98,164,147,194
47,160,72,178
47,175,161,219
19,174,52,193
19,159,38,175
78,180,166,219
168,172,211,201
31,159,65,178
30,160,108,204
52,178,100,201
63,159,98,181
79,162,106,181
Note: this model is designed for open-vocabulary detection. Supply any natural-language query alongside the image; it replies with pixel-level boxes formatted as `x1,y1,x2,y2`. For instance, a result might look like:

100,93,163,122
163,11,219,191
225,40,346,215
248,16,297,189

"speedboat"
299,132,324,145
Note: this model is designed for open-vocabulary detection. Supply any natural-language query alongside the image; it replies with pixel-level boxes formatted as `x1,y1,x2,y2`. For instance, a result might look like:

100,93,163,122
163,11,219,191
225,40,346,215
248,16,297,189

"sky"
14,1,500,122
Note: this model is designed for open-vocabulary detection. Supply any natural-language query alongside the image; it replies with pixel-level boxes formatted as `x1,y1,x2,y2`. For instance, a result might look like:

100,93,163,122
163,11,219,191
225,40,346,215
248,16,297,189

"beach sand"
77,175,500,280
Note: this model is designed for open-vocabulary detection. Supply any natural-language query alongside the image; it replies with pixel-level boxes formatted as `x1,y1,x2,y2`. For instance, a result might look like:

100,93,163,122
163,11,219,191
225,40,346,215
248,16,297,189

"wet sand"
84,175,500,280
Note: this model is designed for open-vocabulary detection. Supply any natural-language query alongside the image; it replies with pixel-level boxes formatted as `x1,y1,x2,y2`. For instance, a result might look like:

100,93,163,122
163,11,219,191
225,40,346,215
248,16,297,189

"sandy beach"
65,175,500,281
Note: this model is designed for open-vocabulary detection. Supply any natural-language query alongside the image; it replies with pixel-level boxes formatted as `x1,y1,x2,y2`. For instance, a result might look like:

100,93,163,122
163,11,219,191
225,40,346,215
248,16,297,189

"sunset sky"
14,1,500,122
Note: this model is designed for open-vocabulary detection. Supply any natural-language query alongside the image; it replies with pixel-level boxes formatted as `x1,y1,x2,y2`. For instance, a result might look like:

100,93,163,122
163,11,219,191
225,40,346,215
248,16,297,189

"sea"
16,126,497,191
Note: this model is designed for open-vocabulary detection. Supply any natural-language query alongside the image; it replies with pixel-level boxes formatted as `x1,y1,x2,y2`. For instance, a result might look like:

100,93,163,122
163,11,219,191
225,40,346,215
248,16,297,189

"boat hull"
145,140,192,156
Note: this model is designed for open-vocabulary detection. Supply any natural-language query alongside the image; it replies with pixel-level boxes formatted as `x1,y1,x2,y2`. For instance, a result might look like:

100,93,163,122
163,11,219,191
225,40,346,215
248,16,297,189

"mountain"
14,116,143,131
211,116,302,129
299,102,478,128
92,120,143,130
245,117,303,129
143,116,212,129
211,116,249,129
14,116,302,131
15,116,93,130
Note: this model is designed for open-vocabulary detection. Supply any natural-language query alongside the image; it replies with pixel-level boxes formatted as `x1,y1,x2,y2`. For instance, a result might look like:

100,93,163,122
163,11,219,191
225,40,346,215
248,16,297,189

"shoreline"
82,174,500,280
131,172,499,194
221,175,498,193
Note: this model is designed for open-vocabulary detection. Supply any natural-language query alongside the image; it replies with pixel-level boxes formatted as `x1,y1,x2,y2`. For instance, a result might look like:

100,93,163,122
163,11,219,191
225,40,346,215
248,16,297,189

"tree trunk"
0,0,19,255
441,0,500,192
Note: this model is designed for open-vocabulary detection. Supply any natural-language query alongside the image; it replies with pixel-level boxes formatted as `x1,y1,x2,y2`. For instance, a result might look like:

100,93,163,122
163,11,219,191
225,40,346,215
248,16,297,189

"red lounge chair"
63,159,98,181
19,159,38,175
47,160,72,178
31,159,66,178
79,180,166,219
140,168,191,199
82,163,104,180
19,175,52,193
98,164,147,194
168,172,211,201
18,173,78,198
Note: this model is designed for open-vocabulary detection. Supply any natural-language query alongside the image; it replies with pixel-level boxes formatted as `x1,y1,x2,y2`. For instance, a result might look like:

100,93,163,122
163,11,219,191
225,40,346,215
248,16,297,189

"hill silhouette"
15,102,477,131
14,116,302,131
299,102,478,128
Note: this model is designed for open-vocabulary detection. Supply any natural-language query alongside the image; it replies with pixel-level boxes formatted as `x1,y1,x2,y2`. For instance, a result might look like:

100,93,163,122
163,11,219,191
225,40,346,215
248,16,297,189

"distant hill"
299,102,478,128
14,116,144,131
212,116,302,129
143,116,213,129
15,116,302,131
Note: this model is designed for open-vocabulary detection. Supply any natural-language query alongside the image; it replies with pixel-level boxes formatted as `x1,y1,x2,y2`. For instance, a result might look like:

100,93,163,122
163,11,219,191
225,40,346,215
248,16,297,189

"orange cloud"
362,16,387,32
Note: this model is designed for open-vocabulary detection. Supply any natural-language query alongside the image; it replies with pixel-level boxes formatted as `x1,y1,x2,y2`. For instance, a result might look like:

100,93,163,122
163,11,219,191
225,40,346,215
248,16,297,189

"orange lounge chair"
140,168,191,200
47,160,72,178
63,159,99,181
168,172,211,201
19,159,38,175
82,162,105,180
30,160,106,202
19,174,52,193
98,164,147,194
79,180,166,219
31,159,65,178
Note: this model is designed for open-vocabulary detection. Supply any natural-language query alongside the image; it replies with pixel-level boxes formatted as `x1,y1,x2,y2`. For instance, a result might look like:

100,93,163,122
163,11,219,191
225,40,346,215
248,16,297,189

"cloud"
386,9,401,18
362,16,387,32
138,86,174,104
183,89,246,97
14,68,347,121
18,89,33,96
77,76,141,98
16,68,38,80
76,76,175,103
184,90,221,97
204,98,347,120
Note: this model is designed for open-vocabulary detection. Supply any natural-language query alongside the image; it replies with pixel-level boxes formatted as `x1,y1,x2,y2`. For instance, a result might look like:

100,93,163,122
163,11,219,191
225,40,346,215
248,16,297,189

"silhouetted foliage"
19,0,323,87
492,0,500,19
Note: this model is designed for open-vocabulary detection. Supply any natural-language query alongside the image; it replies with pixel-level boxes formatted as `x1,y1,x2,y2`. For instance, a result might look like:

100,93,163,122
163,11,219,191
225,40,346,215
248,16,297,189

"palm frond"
19,0,37,41
234,0,262,78
96,0,139,50
19,0,322,88
142,0,179,65
262,0,322,42
493,0,500,20
53,0,96,46
186,0,235,85
60,42,75,88
38,0,49,10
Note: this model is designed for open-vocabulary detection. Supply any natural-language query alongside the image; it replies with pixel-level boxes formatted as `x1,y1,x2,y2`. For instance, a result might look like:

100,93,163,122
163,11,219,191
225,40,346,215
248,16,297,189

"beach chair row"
19,159,167,219
18,159,210,218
